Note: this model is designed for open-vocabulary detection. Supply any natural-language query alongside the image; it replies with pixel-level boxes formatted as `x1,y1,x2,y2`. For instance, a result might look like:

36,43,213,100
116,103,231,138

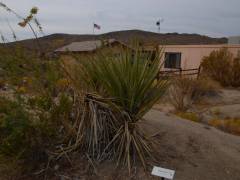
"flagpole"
93,23,96,42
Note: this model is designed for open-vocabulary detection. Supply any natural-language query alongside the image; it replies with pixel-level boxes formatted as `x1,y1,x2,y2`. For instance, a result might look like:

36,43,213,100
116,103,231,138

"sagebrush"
168,77,218,112
201,48,240,87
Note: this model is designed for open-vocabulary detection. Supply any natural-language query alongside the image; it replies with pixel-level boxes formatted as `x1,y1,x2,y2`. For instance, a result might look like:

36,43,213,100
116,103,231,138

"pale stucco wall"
160,44,240,70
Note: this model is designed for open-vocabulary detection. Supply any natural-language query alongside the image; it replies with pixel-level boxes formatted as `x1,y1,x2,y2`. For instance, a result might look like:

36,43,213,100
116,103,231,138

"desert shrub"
209,118,240,136
0,92,74,162
201,48,240,87
0,44,64,96
49,93,74,131
16,86,27,94
0,3,77,177
190,77,219,101
0,45,73,169
0,47,32,86
168,77,194,112
231,57,240,87
0,58,70,168
0,78,5,89
60,46,169,172
169,77,218,112
28,93,74,133
28,95,52,110
0,97,46,159
56,78,70,92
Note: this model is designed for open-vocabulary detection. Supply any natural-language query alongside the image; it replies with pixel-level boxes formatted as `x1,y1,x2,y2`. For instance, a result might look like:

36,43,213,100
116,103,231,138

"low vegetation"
1,36,170,178
168,77,218,112
58,46,170,172
0,43,74,178
209,118,240,136
201,48,240,87
175,112,200,122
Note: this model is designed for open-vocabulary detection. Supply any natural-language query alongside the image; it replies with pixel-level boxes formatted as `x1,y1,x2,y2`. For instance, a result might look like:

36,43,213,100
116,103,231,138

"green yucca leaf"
78,45,169,120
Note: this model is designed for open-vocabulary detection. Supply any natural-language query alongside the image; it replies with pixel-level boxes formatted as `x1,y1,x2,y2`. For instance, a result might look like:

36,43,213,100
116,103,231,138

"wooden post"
197,66,201,79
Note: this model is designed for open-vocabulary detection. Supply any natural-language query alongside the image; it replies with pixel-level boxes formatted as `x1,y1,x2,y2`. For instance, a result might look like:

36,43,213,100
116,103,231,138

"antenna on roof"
156,18,164,33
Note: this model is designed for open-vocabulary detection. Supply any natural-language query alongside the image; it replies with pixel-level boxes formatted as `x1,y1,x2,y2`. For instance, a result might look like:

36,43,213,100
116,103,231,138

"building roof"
55,39,119,52
160,44,240,48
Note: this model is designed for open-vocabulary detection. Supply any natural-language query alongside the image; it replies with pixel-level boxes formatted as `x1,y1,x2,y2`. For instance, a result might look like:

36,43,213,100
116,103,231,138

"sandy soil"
143,109,240,180
148,89,240,179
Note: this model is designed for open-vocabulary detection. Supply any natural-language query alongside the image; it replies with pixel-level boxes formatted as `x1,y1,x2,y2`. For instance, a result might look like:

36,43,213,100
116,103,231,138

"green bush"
28,95,53,110
0,97,36,157
0,94,73,163
0,45,72,161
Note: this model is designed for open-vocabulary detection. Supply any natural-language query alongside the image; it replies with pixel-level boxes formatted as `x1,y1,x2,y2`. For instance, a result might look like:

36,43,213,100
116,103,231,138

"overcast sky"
0,0,240,41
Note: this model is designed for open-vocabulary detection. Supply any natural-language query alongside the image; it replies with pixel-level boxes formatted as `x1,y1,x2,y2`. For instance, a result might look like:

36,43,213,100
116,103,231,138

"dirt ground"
30,109,239,180
14,109,238,180
143,109,240,180
154,88,240,123
200,89,240,122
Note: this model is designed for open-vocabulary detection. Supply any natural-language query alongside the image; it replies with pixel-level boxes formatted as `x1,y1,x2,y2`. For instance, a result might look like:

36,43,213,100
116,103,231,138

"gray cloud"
0,0,240,41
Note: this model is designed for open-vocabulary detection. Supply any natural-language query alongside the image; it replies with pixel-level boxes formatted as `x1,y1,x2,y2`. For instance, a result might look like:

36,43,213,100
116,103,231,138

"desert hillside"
6,30,227,52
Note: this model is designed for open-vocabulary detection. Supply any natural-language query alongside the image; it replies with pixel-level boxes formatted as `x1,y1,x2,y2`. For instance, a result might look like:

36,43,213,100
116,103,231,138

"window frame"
164,52,182,69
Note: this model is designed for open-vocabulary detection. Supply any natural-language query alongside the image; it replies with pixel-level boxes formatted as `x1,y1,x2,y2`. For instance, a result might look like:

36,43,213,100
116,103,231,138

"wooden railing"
158,67,201,79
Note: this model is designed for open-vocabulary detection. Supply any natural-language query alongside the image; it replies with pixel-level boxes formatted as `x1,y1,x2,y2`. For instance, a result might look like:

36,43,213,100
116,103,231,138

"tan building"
55,40,240,73
228,36,240,45
160,44,240,71
54,39,133,74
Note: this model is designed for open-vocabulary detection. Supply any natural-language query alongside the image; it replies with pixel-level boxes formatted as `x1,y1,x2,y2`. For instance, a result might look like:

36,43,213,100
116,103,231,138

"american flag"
94,23,101,30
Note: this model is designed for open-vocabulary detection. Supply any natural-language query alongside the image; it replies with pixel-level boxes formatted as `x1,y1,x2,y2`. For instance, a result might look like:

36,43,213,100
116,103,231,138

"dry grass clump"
231,57,240,87
175,112,200,122
0,78,5,89
209,118,240,136
168,77,218,112
201,48,240,87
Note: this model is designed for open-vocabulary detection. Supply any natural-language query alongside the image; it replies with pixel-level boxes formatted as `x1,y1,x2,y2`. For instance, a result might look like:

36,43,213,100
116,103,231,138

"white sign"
151,166,175,179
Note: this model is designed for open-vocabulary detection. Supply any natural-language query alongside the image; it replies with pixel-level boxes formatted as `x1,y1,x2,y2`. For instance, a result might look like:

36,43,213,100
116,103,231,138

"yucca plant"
62,44,169,172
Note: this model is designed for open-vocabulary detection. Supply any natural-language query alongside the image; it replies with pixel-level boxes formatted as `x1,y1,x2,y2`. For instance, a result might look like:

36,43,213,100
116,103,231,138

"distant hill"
7,29,228,52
